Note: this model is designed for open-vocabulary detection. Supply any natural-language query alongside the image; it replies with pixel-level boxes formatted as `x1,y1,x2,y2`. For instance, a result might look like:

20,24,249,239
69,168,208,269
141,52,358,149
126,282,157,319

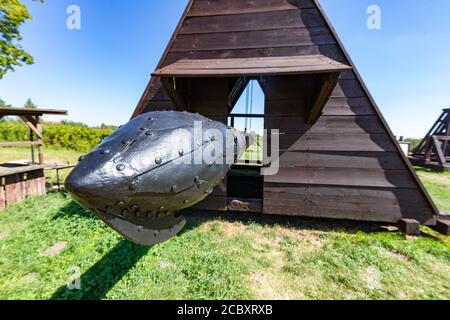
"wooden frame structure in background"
0,107,67,209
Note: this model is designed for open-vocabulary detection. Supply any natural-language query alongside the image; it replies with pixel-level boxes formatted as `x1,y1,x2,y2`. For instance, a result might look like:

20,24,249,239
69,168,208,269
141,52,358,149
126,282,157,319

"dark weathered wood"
264,167,417,188
431,219,450,236
276,151,407,170
181,9,324,34
397,219,421,236
275,133,397,152
0,107,67,117
307,73,339,124
153,55,350,77
132,0,439,225
227,198,262,213
187,0,315,17
170,27,335,52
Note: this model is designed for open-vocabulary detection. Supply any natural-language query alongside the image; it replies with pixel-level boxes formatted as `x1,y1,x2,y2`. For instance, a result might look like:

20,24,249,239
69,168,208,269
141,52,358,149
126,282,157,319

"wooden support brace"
307,72,340,125
397,219,421,236
431,219,450,236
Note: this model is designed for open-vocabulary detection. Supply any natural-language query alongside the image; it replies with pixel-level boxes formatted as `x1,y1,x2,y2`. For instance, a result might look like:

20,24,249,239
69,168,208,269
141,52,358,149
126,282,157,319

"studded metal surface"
65,111,247,246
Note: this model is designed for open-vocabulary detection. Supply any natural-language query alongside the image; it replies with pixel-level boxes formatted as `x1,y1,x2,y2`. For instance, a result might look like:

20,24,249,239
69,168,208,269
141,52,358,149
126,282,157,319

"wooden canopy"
0,107,67,117
153,55,351,77
0,107,68,165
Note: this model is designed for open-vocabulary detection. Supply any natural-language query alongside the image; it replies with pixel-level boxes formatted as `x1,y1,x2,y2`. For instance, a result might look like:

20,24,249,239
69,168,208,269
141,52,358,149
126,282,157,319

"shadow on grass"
50,240,150,300
182,209,389,235
52,195,97,220
49,215,203,300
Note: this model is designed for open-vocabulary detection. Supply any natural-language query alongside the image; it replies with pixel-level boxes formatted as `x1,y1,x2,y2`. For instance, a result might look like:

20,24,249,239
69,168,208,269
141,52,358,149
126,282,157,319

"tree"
0,0,44,78
24,98,37,109
0,97,11,108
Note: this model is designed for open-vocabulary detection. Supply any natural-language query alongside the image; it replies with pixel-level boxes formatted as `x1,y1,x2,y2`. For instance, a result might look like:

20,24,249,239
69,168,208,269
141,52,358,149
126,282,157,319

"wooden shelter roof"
152,55,351,77
0,108,67,117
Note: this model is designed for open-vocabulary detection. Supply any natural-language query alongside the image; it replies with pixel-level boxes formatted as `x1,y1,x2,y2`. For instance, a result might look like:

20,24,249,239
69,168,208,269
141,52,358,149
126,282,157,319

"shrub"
0,120,116,152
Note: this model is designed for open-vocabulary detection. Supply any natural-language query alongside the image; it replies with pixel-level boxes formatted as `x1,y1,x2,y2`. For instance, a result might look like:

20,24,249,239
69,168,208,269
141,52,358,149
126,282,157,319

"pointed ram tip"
64,111,248,246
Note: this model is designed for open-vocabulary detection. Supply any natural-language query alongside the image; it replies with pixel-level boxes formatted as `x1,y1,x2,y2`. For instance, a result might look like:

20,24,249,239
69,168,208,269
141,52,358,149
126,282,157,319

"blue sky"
0,0,449,138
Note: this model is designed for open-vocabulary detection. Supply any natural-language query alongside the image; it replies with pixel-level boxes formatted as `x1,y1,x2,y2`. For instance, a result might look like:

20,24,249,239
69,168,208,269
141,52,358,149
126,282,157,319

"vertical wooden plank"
0,178,5,209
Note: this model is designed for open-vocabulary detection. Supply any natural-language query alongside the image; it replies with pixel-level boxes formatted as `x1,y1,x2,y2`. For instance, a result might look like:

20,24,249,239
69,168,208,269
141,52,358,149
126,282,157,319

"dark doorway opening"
227,80,264,201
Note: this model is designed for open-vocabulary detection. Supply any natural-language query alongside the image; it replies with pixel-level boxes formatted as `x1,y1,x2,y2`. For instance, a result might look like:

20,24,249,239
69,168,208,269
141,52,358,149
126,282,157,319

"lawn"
0,146,81,185
0,147,449,299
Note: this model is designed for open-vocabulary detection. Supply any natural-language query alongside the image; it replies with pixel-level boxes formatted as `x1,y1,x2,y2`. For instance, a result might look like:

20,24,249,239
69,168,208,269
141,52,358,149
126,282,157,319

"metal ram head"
65,111,247,245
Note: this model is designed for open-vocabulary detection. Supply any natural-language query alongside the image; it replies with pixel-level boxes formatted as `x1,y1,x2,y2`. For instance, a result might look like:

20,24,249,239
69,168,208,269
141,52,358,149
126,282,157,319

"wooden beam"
0,141,43,147
161,77,188,111
20,116,43,140
307,72,339,125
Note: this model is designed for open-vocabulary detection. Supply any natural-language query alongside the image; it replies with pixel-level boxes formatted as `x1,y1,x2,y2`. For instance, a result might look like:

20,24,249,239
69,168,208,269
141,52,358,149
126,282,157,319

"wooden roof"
153,55,351,77
0,107,68,117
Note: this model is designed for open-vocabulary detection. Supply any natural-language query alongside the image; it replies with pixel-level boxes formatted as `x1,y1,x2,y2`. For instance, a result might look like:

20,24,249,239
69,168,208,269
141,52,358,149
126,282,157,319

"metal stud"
129,180,137,191
116,164,125,171
194,176,200,183
78,156,85,162
122,140,130,145
171,185,178,193
145,131,153,136
130,204,139,211
178,148,184,156
155,157,162,165
101,149,111,155
117,201,126,208
183,200,189,204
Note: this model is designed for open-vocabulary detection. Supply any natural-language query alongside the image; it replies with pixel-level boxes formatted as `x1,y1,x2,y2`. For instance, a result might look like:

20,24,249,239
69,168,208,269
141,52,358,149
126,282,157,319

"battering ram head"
65,111,247,245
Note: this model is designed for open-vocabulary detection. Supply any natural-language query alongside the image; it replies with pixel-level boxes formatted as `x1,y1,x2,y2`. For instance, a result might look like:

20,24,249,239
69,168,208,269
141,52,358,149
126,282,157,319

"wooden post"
36,117,44,165
30,128,35,164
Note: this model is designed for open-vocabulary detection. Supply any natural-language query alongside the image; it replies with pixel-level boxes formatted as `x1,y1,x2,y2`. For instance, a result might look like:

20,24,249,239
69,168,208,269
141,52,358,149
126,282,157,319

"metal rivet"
148,117,154,121
194,176,200,183
129,180,137,191
101,149,111,155
210,135,216,141
140,127,147,131
178,148,184,156
171,185,178,193
78,156,85,162
116,164,125,171
130,204,139,211
155,157,162,165
145,131,153,136
184,200,189,204
117,201,126,208
122,140,130,145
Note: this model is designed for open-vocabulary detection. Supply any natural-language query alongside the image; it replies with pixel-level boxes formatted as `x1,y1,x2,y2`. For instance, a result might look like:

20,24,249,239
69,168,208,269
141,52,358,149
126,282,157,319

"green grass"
0,147,82,185
0,192,448,300
0,146,449,299
415,167,450,211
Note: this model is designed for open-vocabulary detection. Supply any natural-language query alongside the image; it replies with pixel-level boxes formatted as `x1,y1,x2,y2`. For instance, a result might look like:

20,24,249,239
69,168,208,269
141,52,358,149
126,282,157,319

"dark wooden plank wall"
135,0,435,223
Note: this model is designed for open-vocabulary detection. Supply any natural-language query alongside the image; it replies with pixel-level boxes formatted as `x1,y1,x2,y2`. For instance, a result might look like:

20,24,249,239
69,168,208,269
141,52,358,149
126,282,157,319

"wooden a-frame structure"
132,0,439,226
412,109,450,172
